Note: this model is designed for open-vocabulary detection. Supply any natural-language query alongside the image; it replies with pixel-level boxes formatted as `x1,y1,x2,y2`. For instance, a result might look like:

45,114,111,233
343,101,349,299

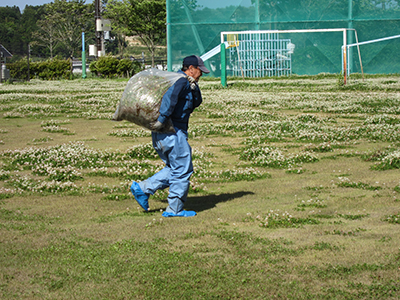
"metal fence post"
221,42,227,87
82,32,87,79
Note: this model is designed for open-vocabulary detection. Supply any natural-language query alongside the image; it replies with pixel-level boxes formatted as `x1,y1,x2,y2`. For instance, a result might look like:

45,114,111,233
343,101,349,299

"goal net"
221,29,350,78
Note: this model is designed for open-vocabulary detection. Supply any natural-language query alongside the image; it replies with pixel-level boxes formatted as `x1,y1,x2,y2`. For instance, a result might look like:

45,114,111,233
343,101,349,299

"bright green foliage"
106,0,166,66
89,56,143,78
41,0,93,58
89,56,119,78
32,14,61,59
36,59,73,80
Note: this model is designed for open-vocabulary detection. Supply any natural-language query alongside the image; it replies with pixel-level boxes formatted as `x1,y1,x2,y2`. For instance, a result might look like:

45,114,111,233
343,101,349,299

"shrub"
90,56,143,78
117,59,142,77
7,59,36,80
37,59,72,80
88,60,98,76
7,58,72,80
93,56,120,78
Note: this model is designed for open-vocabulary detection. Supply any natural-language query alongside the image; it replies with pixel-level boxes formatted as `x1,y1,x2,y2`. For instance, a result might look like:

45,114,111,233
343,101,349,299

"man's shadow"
183,191,254,213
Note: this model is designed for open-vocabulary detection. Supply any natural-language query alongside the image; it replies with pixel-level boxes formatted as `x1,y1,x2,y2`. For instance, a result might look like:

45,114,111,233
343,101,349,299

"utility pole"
92,0,110,57
95,0,103,57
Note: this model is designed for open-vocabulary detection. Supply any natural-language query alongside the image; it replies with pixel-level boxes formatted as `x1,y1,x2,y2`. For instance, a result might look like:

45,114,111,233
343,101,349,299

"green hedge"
7,58,72,80
89,56,143,78
7,60,32,80
8,57,144,80
37,59,72,80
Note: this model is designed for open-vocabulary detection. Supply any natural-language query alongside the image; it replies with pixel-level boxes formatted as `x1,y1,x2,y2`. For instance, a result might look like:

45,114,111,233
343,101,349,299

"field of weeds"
1,75,400,299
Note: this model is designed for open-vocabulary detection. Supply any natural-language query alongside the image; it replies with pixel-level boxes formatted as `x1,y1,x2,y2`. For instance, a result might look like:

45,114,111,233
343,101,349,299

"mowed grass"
1,75,400,299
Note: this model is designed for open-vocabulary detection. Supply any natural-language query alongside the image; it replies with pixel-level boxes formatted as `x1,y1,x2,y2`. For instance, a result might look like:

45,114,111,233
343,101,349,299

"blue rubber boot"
130,181,149,211
162,210,197,217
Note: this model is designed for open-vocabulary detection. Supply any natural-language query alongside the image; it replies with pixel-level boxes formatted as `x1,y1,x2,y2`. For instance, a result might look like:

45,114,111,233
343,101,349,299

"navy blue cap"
182,55,210,73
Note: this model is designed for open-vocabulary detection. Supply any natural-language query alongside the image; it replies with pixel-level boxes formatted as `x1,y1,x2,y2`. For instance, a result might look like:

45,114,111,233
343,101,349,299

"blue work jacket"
157,70,203,131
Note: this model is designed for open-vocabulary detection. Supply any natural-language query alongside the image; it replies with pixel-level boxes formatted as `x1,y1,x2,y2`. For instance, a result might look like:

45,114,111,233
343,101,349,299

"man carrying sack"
130,55,210,217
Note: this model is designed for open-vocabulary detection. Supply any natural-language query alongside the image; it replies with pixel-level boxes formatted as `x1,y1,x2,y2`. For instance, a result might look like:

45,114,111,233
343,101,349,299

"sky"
0,0,58,12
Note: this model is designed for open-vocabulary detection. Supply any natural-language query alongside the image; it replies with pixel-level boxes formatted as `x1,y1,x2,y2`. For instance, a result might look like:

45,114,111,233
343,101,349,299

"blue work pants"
138,129,193,214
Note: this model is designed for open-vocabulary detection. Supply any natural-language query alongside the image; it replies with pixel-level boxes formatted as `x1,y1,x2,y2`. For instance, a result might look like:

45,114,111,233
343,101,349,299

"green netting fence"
166,0,400,77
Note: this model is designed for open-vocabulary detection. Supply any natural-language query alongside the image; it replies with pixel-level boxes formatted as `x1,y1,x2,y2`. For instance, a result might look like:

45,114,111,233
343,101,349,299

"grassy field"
0,74,400,299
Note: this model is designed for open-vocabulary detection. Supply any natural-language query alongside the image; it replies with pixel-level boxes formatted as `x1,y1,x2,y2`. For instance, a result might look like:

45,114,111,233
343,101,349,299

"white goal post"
344,34,400,77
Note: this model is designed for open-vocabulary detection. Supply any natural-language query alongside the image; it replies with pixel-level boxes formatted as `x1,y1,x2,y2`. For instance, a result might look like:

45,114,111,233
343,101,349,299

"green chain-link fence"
167,0,400,77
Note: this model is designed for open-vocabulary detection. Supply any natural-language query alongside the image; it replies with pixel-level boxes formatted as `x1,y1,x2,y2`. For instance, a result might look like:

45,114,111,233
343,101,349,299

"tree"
20,5,47,57
34,0,94,59
0,6,23,56
106,0,166,66
32,15,61,58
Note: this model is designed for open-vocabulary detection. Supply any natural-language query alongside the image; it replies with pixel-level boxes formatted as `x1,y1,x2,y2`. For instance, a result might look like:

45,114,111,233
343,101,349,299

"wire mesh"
227,32,292,77
167,0,400,77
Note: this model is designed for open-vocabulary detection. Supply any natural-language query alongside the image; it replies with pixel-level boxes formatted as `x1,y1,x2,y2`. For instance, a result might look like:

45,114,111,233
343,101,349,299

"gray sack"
112,68,186,133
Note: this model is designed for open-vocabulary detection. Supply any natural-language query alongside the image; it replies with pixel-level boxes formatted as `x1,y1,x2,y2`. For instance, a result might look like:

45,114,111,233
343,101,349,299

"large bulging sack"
112,68,186,132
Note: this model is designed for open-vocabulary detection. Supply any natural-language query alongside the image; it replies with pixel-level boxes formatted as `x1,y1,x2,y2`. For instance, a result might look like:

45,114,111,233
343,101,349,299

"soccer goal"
219,29,360,82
